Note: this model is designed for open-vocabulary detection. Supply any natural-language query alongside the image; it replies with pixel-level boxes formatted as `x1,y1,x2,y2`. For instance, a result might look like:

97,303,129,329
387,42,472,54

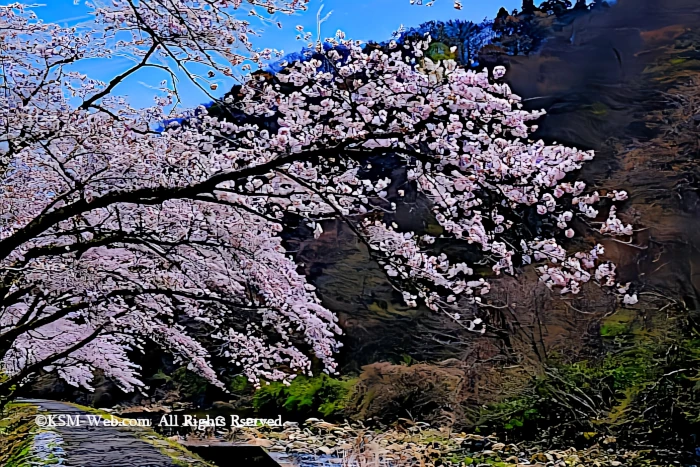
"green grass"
669,57,687,65
600,322,628,337
589,101,609,116
254,373,357,419
0,403,42,466
476,305,700,454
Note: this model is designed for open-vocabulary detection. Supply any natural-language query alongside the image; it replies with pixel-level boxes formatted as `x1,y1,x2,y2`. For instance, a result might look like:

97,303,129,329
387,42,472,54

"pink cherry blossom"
0,2,636,397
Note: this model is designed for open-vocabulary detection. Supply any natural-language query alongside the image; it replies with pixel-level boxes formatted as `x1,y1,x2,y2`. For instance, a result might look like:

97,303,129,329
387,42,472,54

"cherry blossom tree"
0,1,634,402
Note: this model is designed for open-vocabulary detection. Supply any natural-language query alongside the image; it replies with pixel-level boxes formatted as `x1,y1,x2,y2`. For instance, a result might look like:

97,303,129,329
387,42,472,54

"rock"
247,438,275,448
312,421,338,430
211,401,235,411
222,416,658,467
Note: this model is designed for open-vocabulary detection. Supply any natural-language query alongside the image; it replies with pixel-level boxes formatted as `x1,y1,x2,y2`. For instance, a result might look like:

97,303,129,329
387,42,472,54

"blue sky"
36,0,520,109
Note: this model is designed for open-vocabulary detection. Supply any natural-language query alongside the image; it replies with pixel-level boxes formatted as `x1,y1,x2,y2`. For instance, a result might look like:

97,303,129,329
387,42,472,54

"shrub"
253,374,356,419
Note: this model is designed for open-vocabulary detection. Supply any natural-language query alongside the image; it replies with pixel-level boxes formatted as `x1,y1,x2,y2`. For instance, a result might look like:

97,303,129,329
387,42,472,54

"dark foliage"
475,308,700,459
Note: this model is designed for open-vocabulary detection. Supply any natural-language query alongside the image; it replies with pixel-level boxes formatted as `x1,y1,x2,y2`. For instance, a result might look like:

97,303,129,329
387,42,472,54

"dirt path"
24,399,199,467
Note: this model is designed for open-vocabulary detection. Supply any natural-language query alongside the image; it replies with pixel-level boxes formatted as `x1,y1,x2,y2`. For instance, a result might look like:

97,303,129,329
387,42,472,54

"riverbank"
1,399,682,467
172,417,672,467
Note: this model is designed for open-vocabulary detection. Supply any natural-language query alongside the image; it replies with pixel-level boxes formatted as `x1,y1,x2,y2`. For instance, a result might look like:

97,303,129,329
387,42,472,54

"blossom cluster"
0,4,636,394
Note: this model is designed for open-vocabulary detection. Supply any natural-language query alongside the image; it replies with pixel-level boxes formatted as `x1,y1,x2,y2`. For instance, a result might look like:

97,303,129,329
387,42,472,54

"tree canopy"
0,0,634,401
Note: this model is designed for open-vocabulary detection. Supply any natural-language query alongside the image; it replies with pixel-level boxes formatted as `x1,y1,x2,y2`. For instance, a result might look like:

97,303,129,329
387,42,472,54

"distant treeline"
167,0,610,130
263,0,610,77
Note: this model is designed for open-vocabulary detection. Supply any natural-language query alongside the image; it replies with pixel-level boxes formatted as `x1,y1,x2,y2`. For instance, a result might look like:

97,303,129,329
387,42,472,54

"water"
183,444,283,467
